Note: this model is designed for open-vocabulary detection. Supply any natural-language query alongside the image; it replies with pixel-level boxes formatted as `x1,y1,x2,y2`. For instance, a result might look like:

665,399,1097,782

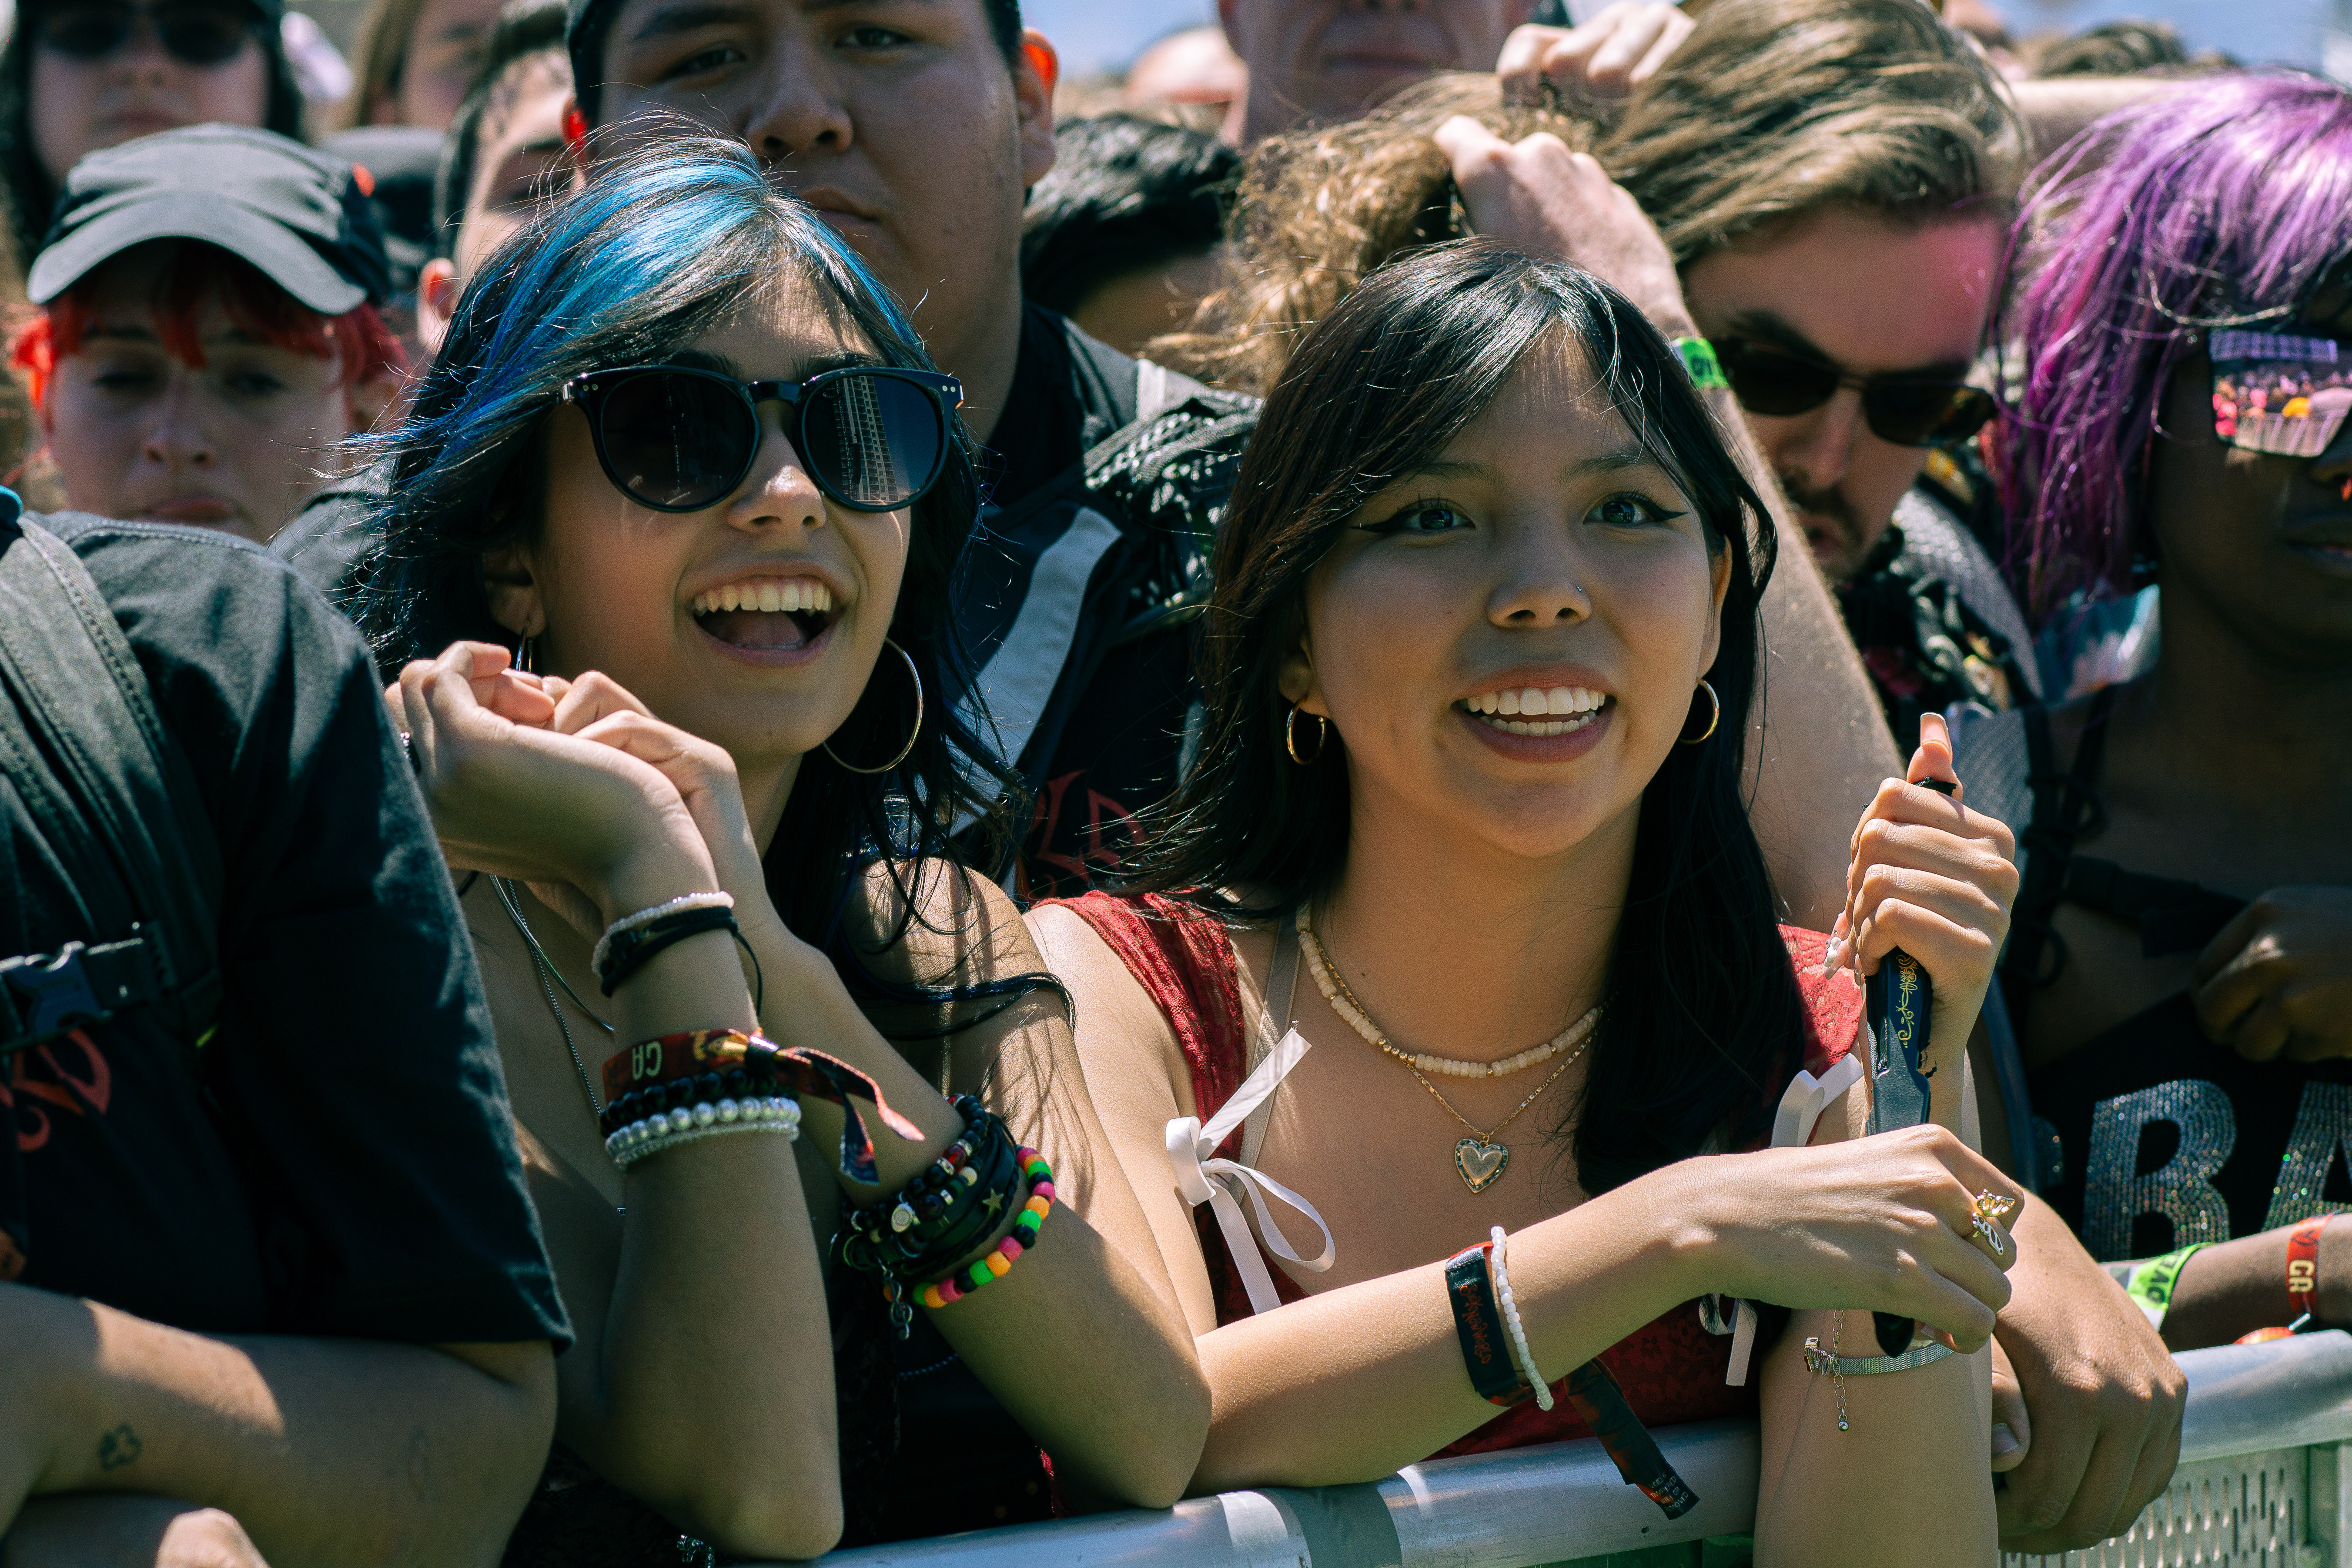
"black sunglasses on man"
1712,334,1996,448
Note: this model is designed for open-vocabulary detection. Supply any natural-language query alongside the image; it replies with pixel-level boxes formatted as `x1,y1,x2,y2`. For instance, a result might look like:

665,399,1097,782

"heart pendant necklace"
1298,905,1596,1194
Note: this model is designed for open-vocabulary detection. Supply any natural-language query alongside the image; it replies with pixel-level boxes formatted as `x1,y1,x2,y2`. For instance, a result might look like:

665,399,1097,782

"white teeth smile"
689,577,837,617
1461,684,1608,737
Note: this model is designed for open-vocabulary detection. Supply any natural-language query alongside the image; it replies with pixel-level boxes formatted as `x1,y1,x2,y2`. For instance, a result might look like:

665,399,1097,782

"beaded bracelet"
1490,1225,1554,1413
609,1096,802,1169
599,1029,921,1182
918,1148,1053,1309
839,1099,1020,1280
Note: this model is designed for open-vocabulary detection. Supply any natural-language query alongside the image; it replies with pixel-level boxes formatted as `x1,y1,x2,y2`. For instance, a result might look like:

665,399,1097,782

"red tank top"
1054,891,1863,1460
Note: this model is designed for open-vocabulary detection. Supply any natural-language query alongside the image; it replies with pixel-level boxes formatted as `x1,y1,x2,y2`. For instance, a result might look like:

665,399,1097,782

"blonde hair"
1156,75,1592,395
1164,0,2021,395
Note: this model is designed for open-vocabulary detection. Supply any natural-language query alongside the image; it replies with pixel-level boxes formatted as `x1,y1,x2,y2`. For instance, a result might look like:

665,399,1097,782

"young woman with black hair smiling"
365,136,1206,1562
1032,237,2022,1563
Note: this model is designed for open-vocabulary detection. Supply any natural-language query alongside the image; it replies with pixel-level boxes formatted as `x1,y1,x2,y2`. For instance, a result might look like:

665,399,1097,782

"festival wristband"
2288,1216,2329,1324
1444,1241,1532,1407
600,1030,923,1182
2109,1243,2206,1330
1562,1359,1700,1520
1673,337,1730,393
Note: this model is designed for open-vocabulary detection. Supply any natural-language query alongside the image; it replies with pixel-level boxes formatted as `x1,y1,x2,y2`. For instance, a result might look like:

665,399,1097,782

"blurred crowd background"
9,0,2339,132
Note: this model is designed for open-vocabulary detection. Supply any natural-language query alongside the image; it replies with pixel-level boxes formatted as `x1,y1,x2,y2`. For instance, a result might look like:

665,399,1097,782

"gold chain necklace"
1296,906,1596,1194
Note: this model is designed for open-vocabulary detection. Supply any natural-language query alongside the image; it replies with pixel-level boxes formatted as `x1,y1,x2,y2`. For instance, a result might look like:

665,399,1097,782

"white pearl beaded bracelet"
1491,1224,1554,1412
607,1094,801,1169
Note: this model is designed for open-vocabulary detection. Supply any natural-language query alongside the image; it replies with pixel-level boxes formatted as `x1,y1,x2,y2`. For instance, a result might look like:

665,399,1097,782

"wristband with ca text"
2288,1214,2329,1325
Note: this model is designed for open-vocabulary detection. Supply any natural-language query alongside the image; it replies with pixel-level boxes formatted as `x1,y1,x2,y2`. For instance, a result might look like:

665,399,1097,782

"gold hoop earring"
1679,679,1721,746
1285,702,1328,765
822,638,924,775
515,634,538,675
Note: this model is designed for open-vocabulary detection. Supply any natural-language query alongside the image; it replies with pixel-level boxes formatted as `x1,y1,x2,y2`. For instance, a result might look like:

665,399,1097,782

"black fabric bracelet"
597,907,741,995
1444,1241,1531,1407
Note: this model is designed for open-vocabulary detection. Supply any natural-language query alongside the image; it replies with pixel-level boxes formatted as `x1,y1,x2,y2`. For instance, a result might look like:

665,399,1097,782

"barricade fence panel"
807,1333,2352,1568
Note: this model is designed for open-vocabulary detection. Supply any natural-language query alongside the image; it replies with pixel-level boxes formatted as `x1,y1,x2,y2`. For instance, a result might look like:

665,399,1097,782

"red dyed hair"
9,239,407,409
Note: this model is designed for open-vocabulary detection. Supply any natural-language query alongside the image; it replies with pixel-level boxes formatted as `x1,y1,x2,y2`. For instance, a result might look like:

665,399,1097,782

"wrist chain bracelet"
1803,1313,1956,1434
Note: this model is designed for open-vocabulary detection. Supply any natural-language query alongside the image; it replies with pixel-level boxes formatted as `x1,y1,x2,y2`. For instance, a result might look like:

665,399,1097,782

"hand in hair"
1827,712,2021,1063
1496,3,1693,105
1429,117,1694,334
2192,886,2352,1062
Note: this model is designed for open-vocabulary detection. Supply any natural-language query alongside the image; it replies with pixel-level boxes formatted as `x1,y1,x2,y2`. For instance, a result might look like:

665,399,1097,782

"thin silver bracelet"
1489,1224,1554,1413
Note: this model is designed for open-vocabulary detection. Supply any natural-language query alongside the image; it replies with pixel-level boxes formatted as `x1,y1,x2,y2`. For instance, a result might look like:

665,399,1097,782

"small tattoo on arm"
96,1423,142,1471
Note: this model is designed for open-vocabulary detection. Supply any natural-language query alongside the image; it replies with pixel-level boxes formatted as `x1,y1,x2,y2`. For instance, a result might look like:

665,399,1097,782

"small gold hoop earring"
822,638,924,775
515,634,539,675
1285,702,1328,766
1679,679,1721,746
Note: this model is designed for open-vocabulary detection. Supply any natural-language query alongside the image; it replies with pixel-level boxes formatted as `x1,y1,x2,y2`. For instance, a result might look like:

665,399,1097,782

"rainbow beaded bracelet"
918,1147,1054,1309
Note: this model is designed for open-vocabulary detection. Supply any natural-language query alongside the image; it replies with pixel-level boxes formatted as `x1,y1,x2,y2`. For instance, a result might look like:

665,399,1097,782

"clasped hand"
389,641,774,941
1829,712,2020,1063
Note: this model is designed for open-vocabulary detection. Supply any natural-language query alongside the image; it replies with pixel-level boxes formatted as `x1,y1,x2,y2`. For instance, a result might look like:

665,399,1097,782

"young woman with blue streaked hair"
360,134,1208,1563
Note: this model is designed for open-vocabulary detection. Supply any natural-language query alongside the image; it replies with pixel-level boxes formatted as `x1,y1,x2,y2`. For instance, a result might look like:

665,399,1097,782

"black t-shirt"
2,514,569,1345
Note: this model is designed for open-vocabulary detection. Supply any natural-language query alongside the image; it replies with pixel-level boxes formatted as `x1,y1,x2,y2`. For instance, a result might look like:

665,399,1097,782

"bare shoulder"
842,857,1033,985
1027,902,1198,1121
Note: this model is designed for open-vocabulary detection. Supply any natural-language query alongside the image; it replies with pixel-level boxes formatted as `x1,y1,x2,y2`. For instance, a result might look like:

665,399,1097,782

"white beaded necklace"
1295,903,1599,1079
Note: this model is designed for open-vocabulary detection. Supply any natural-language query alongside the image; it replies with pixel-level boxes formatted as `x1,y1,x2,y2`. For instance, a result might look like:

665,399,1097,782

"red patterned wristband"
2288,1215,2328,1324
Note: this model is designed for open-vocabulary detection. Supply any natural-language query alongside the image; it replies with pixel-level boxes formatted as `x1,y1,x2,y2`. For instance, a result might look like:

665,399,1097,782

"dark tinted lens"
1864,381,1995,447
155,7,251,63
1717,341,1841,419
38,6,132,56
800,372,943,509
596,372,756,511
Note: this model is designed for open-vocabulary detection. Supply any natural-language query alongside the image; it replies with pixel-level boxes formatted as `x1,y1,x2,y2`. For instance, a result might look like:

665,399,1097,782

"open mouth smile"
1458,683,1611,737
688,575,843,655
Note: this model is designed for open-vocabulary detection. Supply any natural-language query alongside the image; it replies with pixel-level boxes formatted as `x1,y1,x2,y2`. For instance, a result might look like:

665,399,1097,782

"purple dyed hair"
1999,74,2352,622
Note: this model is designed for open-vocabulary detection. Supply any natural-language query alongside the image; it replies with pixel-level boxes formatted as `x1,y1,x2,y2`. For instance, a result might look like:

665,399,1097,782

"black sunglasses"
1713,336,1996,448
35,0,258,64
561,363,962,515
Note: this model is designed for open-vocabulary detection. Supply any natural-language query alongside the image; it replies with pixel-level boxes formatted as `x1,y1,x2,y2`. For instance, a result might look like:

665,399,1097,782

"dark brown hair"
1133,240,1807,1193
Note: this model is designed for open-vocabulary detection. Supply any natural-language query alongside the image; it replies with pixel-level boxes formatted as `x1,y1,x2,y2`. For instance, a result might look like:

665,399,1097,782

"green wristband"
2118,1243,2208,1330
1674,337,1730,393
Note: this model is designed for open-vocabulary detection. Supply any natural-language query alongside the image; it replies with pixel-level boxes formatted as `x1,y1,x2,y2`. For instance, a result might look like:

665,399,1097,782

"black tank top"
2006,692,2352,1260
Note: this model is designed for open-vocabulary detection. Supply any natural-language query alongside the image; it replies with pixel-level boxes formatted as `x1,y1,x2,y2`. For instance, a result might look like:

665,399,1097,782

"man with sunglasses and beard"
1503,0,2043,742
561,0,1257,898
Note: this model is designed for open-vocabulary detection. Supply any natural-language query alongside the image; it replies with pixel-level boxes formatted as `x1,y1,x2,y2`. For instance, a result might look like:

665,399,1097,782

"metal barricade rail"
808,1330,2352,1568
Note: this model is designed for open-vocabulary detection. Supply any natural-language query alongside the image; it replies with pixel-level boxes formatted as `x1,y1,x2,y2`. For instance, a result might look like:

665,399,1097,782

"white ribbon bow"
1165,1026,1336,1314
1723,1050,1865,1385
